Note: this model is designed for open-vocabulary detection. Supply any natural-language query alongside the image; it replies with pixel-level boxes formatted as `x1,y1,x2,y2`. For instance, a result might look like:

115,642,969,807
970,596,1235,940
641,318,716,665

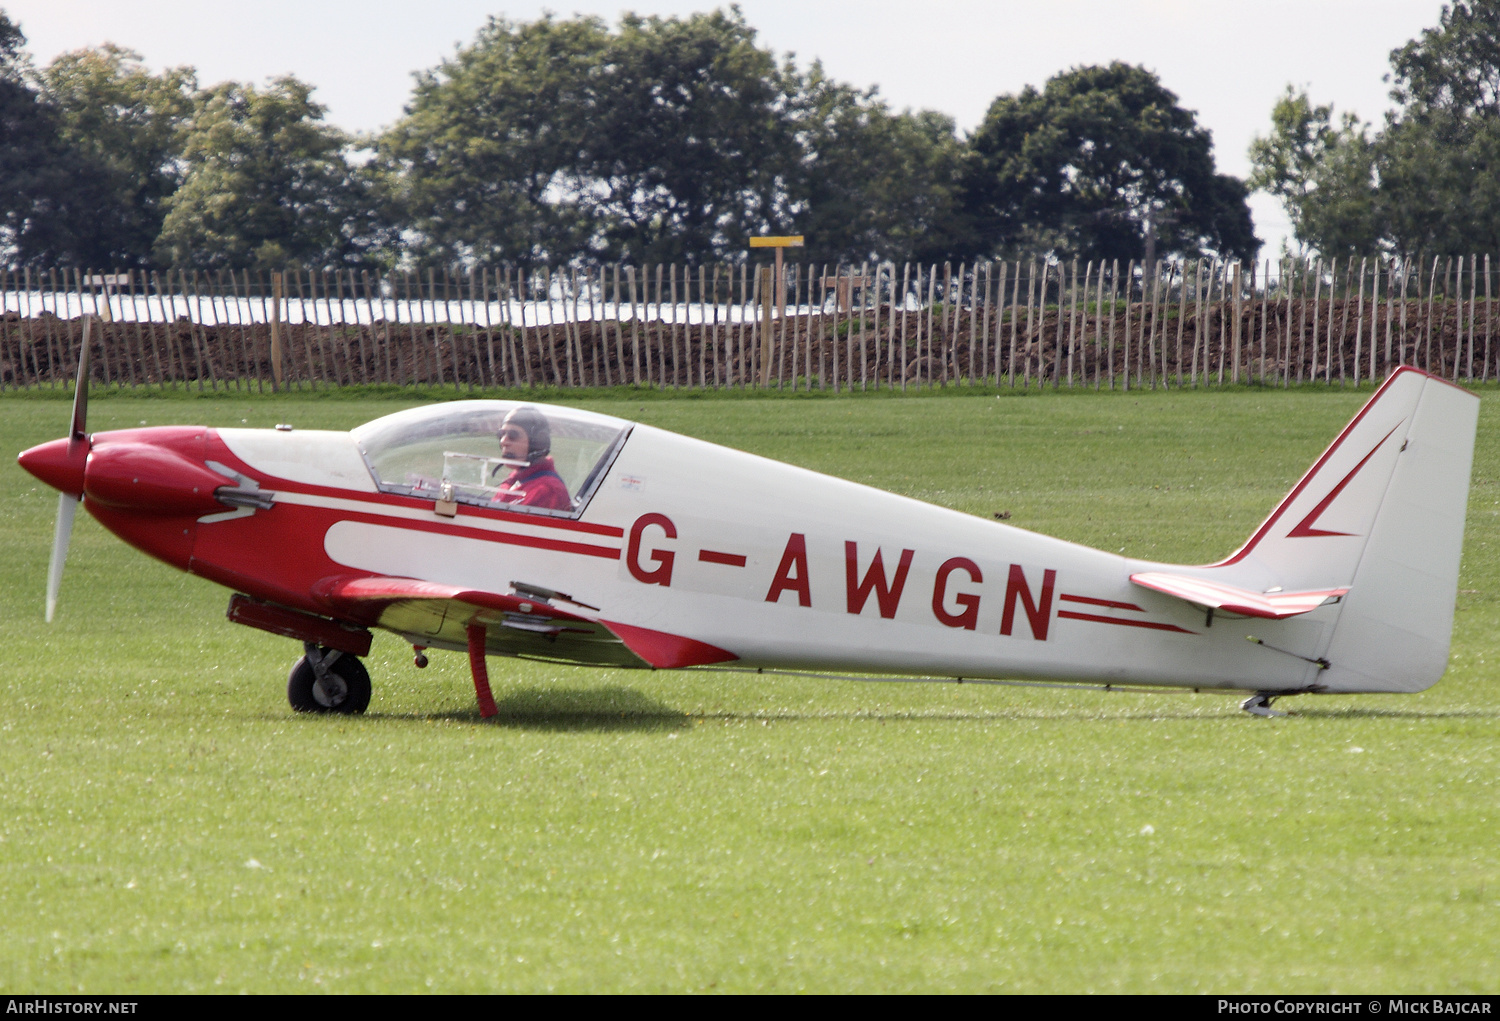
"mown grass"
0,386,1496,993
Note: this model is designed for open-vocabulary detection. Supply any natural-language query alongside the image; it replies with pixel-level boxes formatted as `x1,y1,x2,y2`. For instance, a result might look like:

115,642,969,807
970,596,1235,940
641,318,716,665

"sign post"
750,235,803,386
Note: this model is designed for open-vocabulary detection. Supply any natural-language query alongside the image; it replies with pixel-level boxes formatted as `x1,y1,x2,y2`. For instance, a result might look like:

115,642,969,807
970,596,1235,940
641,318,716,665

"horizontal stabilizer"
1130,572,1347,620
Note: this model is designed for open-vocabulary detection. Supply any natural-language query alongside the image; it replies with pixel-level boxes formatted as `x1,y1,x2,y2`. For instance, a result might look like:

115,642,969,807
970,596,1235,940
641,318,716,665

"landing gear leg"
1240,692,1288,718
467,624,498,718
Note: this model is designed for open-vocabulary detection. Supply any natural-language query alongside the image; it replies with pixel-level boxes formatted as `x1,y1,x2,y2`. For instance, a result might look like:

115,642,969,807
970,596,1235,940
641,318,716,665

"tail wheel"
288,648,371,714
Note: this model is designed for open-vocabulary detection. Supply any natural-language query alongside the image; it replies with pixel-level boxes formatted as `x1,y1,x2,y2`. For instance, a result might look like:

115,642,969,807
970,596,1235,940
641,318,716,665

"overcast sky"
6,1,1448,257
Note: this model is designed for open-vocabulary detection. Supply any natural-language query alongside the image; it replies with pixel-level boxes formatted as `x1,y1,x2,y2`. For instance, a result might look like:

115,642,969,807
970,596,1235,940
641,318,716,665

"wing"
1129,571,1348,620
312,574,736,669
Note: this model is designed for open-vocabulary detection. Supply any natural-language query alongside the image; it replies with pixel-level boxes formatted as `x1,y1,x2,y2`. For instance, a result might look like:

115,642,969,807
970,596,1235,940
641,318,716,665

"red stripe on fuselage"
698,549,748,567
1057,609,1196,634
1059,593,1144,611
330,508,622,559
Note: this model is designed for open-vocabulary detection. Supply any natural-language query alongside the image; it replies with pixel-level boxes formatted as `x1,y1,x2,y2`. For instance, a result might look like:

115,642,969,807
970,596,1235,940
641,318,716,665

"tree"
374,14,610,266
0,13,72,265
1376,0,1500,255
961,63,1259,264
583,10,800,264
374,8,967,266
1388,0,1500,116
789,68,965,266
155,76,378,270
1248,87,1380,255
1253,2,1500,257
377,9,803,265
34,45,196,267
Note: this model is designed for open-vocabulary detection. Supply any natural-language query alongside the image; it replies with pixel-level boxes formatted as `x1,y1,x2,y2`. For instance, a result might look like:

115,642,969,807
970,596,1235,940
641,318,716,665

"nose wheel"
288,643,371,714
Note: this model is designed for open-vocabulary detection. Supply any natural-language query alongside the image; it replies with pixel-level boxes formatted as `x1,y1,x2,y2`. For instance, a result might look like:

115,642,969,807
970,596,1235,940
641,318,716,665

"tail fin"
1215,367,1478,692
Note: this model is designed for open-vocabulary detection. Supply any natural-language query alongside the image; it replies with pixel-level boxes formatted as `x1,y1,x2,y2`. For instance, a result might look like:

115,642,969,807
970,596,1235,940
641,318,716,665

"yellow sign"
749,236,804,248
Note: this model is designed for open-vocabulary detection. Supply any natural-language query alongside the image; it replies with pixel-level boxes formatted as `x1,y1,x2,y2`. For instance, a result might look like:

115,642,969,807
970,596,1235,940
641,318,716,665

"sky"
6,0,1448,258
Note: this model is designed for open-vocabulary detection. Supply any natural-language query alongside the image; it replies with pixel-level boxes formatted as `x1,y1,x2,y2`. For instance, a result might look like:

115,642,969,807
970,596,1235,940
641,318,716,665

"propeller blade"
70,316,92,444
46,493,78,623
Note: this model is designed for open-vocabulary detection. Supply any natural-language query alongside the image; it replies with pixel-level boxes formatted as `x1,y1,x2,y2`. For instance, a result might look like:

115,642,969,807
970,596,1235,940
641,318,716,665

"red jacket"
493,456,572,510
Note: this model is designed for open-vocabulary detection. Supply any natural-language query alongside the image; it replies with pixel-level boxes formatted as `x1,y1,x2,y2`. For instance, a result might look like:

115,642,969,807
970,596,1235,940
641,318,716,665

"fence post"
1334,259,1351,384
732,263,745,388
1046,261,1060,388
2,267,14,390
267,270,282,390
1421,256,1436,373
179,269,203,391
1353,257,1367,387
1077,260,1092,387
1441,256,1454,378
565,267,580,388
1468,253,1478,381
921,264,935,389
757,264,772,388
375,270,395,385
21,267,39,387
1383,259,1395,378
897,262,909,391
44,268,65,388
1306,260,1321,385
358,270,377,385
611,265,624,388
1257,260,1270,384
9,266,29,388
1486,254,1493,382
1101,260,1115,389
1170,261,1185,387
1019,260,1033,389
1228,261,1241,384
1216,261,1231,385
989,261,1003,386
2,267,15,390
864,260,876,392
1120,259,1134,391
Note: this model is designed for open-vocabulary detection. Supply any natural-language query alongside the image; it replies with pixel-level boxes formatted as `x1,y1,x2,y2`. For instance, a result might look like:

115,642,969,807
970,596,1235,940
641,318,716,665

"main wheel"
287,650,371,714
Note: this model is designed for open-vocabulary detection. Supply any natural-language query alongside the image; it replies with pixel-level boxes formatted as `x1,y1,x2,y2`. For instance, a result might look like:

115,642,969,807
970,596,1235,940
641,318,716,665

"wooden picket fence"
1,255,1496,391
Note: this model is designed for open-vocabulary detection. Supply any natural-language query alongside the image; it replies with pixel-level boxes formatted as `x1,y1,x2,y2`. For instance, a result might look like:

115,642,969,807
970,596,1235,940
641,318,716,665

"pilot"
492,406,572,510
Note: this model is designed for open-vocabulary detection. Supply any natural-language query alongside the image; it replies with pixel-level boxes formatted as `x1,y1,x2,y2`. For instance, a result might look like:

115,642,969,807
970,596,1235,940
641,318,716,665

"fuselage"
52,411,1328,694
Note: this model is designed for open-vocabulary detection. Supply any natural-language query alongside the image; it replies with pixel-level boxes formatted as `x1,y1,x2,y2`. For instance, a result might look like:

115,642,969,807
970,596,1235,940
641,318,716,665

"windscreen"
351,401,631,516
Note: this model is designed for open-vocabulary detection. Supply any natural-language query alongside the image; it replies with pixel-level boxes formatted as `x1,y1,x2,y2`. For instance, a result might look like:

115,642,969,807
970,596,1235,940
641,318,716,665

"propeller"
45,492,76,623
45,316,92,623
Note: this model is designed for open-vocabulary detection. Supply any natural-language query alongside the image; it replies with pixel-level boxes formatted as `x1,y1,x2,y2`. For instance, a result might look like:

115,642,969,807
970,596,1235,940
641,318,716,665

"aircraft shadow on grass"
379,685,691,732
1284,706,1500,720
376,695,1500,728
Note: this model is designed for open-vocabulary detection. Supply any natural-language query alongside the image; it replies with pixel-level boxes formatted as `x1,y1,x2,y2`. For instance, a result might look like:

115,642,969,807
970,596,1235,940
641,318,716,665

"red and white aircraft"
18,333,1479,717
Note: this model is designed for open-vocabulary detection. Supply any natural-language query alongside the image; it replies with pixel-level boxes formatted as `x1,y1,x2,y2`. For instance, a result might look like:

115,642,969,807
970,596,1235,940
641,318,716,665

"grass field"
1,385,1496,993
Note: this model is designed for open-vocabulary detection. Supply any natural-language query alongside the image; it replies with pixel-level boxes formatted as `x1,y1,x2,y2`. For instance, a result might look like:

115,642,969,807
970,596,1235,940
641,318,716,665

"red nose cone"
17,437,87,497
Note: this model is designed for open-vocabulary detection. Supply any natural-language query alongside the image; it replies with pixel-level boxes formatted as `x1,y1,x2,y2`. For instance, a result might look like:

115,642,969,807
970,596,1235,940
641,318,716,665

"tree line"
1251,0,1500,258
0,6,1258,273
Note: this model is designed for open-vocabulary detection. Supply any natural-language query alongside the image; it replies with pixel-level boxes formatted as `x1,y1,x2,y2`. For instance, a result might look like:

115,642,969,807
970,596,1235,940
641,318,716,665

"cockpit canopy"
351,401,631,516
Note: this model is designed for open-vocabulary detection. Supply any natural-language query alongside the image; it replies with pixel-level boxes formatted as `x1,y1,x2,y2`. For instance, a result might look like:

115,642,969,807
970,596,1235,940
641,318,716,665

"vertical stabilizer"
1204,367,1477,693
1318,372,1479,692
